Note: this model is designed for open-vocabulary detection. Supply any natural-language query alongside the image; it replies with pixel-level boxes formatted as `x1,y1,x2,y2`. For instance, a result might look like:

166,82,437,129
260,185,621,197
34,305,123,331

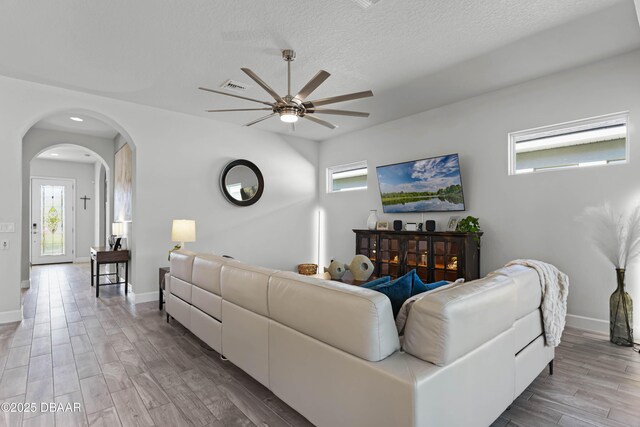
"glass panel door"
406,237,430,282
31,178,74,265
432,237,462,282
379,234,401,278
41,185,65,256
356,233,379,276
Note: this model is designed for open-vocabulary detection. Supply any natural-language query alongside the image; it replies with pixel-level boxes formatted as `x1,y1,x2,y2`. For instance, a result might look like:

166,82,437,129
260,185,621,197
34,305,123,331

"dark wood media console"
353,229,482,283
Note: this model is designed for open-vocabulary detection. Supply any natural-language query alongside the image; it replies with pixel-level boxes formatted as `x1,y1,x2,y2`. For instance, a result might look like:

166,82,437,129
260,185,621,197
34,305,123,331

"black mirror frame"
220,159,264,207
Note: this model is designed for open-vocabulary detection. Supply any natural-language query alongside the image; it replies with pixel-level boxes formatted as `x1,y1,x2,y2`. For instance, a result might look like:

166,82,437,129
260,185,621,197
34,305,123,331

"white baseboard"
20,279,30,289
566,314,608,334
74,257,90,263
132,291,159,304
0,307,23,324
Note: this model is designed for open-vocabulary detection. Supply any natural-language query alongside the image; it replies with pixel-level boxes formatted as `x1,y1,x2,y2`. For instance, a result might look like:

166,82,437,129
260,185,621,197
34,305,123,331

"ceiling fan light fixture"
200,49,373,130
279,107,299,123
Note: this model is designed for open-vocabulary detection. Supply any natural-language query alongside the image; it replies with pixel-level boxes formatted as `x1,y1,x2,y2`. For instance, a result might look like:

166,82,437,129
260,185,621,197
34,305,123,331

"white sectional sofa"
166,250,554,427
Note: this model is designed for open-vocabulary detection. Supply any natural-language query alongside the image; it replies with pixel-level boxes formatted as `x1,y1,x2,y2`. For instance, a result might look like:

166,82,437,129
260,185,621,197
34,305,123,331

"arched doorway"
20,110,136,295
29,144,111,266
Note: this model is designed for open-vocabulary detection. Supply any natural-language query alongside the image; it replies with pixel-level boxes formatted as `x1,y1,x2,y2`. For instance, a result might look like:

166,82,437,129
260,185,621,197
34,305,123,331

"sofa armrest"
403,274,516,366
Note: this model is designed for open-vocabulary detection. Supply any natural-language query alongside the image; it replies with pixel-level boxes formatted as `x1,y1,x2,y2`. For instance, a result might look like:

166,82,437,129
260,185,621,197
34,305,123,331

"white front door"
31,178,74,265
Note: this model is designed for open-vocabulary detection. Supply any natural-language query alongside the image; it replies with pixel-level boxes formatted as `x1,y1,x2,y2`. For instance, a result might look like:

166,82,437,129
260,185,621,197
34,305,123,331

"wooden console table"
354,229,482,283
90,246,130,297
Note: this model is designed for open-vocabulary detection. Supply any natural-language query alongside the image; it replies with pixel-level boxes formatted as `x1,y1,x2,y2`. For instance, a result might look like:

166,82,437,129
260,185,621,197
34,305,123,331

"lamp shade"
172,220,196,243
112,222,124,236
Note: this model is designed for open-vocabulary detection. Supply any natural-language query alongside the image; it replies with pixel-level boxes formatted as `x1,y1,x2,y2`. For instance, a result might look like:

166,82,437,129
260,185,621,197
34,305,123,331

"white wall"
22,128,115,283
0,74,318,320
30,158,96,260
319,49,640,336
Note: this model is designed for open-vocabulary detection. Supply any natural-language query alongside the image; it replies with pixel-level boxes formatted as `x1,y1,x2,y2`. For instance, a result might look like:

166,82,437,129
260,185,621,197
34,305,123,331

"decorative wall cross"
80,196,91,210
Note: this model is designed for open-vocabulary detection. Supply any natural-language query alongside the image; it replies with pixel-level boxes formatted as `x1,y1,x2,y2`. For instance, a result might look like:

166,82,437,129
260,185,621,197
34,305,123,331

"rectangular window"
327,161,368,193
508,112,628,175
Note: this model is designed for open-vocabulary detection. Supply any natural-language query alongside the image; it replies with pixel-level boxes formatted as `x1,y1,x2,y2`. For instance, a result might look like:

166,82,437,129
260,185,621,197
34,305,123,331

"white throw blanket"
506,259,569,347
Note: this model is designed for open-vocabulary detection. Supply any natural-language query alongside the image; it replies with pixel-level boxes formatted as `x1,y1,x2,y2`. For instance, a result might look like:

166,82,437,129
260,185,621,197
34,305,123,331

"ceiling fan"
198,49,373,130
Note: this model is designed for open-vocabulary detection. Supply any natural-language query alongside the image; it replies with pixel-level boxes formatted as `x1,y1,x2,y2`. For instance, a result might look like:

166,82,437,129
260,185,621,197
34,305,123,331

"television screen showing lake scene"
376,154,465,213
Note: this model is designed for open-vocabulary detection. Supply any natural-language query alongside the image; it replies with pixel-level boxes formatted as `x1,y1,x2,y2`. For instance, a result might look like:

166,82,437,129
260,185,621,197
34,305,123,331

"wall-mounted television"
376,153,465,213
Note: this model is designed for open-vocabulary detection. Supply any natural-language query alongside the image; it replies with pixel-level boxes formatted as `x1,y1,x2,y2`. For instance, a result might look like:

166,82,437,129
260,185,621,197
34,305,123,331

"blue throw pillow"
361,276,391,289
411,270,428,295
410,272,450,295
426,280,449,291
368,271,414,317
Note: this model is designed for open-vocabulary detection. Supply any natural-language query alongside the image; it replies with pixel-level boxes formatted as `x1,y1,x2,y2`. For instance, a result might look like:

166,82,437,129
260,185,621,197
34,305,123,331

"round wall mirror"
220,159,264,206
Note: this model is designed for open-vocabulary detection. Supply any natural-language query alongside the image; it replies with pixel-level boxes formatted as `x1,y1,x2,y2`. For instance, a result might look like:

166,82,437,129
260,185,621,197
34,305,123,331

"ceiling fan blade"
303,114,337,129
293,70,331,102
241,68,284,103
206,108,273,112
306,108,369,118
244,113,277,127
304,90,374,108
198,87,274,106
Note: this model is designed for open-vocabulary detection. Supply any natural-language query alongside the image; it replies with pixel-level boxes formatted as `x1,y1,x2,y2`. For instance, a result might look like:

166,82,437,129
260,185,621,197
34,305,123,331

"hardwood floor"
493,329,640,427
0,263,312,427
0,263,638,426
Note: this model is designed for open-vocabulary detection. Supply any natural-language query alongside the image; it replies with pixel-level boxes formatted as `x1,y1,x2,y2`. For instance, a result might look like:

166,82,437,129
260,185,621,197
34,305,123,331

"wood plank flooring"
0,263,637,426
493,330,640,427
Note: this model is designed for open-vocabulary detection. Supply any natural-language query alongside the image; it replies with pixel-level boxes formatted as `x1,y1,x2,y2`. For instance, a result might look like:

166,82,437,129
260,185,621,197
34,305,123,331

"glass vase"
610,268,633,346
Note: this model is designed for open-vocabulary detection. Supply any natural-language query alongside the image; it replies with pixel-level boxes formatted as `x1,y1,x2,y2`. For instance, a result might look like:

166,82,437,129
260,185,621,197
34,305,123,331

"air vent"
351,0,383,9
220,79,250,93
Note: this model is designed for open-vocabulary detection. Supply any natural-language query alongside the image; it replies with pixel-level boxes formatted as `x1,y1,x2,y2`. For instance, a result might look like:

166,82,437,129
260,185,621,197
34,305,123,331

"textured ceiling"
1,0,639,140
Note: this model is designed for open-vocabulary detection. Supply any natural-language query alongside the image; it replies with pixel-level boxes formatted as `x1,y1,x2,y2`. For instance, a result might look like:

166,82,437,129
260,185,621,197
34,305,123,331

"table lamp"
169,219,196,260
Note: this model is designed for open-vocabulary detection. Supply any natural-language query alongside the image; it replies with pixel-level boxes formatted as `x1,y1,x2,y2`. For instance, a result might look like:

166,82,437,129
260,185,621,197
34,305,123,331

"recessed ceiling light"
50,153,59,157
70,116,83,122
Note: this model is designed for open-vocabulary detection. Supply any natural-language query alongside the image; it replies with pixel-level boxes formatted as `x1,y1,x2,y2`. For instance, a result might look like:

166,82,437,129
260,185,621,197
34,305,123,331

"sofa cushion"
269,271,400,362
169,250,197,283
395,280,463,334
169,276,192,303
192,285,222,321
192,253,237,295
490,265,542,320
403,273,516,366
220,263,277,317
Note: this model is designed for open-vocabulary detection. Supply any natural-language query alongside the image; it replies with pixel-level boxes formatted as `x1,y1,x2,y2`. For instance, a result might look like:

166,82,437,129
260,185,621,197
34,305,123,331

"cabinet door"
356,233,379,276
431,237,463,282
378,234,401,278
406,236,430,283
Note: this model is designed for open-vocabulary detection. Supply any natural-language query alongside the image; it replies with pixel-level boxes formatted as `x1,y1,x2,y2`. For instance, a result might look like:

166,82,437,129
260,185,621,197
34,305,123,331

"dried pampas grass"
579,203,640,269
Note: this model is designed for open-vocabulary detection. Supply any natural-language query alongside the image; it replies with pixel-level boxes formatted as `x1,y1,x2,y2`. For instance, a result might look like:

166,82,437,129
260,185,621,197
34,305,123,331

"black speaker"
425,220,436,232
393,220,403,231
